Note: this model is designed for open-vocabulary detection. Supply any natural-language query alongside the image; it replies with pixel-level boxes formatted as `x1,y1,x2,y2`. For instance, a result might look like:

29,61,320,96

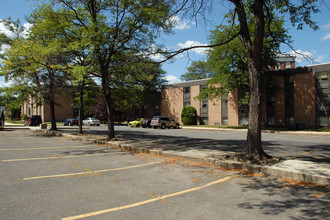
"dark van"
24,115,42,126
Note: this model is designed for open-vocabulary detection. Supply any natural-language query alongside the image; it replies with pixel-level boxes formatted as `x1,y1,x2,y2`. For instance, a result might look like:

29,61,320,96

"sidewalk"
9,124,330,185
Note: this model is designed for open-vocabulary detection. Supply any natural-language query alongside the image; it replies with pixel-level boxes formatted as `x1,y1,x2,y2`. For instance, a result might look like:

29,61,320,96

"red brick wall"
294,72,316,128
275,76,286,127
160,87,183,124
228,89,239,126
208,98,221,125
44,95,73,122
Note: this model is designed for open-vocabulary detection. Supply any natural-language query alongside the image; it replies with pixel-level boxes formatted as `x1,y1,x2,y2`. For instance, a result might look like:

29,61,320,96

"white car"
82,117,101,126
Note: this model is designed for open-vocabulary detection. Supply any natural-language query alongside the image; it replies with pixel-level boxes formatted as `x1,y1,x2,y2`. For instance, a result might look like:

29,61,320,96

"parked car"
63,118,78,126
128,118,145,127
24,115,42,126
150,116,179,129
82,117,100,126
141,118,152,128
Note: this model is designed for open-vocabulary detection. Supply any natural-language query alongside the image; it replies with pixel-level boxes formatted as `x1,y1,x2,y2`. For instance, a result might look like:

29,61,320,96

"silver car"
82,117,101,126
150,116,179,129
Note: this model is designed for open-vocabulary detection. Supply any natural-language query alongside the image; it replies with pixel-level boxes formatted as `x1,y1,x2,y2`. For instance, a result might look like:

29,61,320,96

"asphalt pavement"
4,123,330,185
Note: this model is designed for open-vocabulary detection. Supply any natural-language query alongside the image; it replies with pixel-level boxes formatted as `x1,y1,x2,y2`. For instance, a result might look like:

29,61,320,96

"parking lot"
1,129,329,219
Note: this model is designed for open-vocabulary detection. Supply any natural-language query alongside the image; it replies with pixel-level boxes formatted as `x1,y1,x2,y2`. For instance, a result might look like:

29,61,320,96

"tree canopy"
180,60,213,81
175,0,321,161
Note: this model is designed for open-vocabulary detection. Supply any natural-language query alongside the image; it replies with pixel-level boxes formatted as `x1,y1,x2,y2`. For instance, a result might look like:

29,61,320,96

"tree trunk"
243,66,270,159
78,81,84,134
49,98,57,130
234,0,271,160
104,90,115,140
101,69,115,140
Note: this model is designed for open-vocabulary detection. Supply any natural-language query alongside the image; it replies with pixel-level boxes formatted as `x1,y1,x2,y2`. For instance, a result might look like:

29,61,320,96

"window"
200,85,208,125
285,62,291,69
267,96,275,126
316,72,330,127
221,96,228,125
184,87,190,93
238,88,249,125
183,87,191,107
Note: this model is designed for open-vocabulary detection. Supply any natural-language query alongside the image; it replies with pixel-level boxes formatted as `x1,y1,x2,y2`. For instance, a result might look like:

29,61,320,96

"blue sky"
1,0,330,87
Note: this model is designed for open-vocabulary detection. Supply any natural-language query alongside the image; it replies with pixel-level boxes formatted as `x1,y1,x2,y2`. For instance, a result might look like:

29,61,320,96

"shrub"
22,114,28,120
181,106,197,125
10,107,21,120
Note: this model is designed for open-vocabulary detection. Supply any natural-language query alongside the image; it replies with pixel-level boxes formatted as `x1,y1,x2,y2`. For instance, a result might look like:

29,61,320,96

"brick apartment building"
21,95,74,122
21,94,159,123
160,59,330,129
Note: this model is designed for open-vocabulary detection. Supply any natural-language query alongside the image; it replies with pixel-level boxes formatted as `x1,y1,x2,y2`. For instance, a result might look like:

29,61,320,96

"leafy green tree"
113,56,166,111
199,10,288,101
178,0,320,161
180,60,213,81
49,0,174,139
33,5,98,134
1,13,72,130
0,87,24,119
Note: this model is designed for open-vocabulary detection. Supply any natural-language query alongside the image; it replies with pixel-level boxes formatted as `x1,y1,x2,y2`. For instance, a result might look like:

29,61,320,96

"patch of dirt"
224,153,281,166
280,177,326,187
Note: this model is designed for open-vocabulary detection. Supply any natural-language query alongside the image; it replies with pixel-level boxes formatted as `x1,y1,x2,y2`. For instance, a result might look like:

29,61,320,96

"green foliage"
22,114,28,120
46,0,175,138
181,106,197,125
198,8,290,101
180,60,214,81
10,107,21,119
112,56,166,110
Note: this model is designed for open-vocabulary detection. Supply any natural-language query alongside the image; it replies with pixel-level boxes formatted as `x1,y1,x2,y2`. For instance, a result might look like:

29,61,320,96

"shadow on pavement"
237,177,330,219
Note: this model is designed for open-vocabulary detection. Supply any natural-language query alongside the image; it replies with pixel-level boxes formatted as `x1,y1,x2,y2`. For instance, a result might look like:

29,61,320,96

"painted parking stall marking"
2,153,117,162
0,145,101,151
62,175,240,220
23,161,163,180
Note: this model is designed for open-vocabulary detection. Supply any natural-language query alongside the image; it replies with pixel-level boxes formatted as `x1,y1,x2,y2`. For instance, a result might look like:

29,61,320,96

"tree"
113,57,166,111
50,0,174,139
175,0,320,161
1,12,72,130
198,9,287,106
228,0,319,161
0,87,23,119
35,4,98,134
180,60,213,81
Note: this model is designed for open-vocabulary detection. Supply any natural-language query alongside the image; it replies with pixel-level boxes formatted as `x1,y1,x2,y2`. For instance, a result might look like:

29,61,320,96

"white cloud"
0,22,32,40
169,16,195,30
0,44,10,54
162,75,181,84
288,50,325,64
144,44,167,62
176,40,209,55
321,22,330,30
149,53,166,61
0,78,12,88
22,22,32,37
321,33,330,41
0,23,15,39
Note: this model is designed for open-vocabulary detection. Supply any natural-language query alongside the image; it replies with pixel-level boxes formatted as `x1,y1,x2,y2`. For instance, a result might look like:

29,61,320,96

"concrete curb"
32,128,330,186
182,126,330,135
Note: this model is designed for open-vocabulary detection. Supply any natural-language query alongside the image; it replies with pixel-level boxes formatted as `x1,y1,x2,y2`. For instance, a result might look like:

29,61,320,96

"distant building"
21,94,160,123
160,59,330,129
21,95,74,122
